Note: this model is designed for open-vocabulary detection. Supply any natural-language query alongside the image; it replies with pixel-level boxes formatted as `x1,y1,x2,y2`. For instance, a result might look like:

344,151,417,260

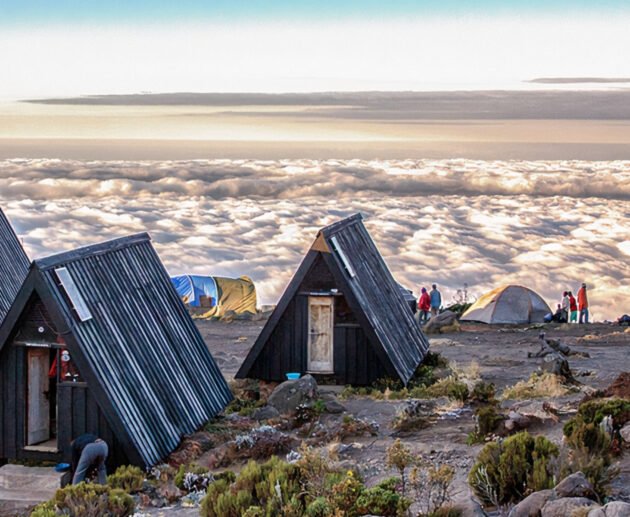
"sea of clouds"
1,158,628,320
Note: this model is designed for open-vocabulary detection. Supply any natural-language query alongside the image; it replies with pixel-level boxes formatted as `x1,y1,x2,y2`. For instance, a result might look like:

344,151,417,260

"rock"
589,501,630,517
456,498,487,516
320,391,346,414
508,400,559,424
324,398,345,414
509,489,555,517
621,422,630,444
540,352,574,382
252,405,280,421
555,471,597,499
267,374,319,415
541,497,598,517
424,310,460,334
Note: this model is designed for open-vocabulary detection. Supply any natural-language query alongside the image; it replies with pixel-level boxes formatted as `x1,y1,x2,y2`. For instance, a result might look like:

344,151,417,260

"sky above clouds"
2,1,630,97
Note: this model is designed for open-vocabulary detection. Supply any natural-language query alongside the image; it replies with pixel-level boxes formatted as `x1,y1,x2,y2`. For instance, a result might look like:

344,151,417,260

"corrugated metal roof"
321,214,429,384
0,209,29,324
34,233,232,466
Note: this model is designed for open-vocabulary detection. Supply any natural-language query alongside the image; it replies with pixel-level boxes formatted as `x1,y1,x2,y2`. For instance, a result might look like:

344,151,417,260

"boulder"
620,422,630,444
251,405,280,421
267,374,319,415
541,497,598,517
508,489,555,517
588,501,630,517
555,471,596,499
424,310,460,334
540,352,574,382
320,392,346,414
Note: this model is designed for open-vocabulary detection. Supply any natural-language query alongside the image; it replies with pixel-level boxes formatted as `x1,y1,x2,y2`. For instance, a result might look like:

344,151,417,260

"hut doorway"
307,296,334,373
25,347,57,449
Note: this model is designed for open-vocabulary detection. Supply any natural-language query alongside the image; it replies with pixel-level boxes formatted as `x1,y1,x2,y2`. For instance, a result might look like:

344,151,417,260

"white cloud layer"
1,158,628,320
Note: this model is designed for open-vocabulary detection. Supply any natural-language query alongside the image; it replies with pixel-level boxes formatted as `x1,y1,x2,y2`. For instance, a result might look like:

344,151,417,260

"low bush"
107,465,144,493
426,377,469,402
468,431,558,505
201,450,407,517
174,463,216,493
470,382,496,405
502,372,573,400
31,483,135,517
467,405,503,444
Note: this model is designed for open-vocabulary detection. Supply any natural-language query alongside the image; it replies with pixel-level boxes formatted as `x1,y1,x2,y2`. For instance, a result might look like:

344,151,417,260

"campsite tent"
171,275,257,317
461,285,551,324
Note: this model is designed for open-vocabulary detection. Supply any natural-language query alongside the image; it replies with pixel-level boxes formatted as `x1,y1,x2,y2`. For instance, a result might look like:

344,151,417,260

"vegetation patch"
107,465,145,493
468,431,559,505
502,372,574,400
31,483,135,517
200,450,408,517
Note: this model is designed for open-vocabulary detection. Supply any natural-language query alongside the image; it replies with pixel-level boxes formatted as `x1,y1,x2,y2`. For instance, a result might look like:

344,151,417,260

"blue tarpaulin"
170,275,218,308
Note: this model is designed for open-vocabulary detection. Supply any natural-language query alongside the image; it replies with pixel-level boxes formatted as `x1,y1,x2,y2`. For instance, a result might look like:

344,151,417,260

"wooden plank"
6,346,19,457
57,385,72,460
72,386,87,437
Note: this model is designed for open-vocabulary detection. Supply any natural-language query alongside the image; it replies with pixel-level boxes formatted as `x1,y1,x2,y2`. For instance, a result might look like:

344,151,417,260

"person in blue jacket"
430,284,442,318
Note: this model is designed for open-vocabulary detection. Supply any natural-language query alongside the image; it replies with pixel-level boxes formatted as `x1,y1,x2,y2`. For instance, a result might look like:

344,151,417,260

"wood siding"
247,254,387,385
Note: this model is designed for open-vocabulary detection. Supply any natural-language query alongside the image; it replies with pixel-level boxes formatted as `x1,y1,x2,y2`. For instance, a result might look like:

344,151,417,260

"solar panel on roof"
55,267,93,322
330,235,355,278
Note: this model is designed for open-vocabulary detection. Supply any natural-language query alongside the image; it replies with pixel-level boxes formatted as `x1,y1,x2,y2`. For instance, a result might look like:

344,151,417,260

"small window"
55,267,92,322
51,348,83,383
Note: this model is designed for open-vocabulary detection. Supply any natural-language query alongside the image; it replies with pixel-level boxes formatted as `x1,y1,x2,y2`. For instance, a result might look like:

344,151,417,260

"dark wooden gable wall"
245,252,388,385
0,293,129,468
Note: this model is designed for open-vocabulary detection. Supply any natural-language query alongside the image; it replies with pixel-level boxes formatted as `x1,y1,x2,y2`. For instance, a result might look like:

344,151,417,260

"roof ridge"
34,232,151,270
320,212,363,237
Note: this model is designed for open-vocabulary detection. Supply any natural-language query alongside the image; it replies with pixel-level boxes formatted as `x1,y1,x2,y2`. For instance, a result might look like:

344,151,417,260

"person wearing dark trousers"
71,434,108,485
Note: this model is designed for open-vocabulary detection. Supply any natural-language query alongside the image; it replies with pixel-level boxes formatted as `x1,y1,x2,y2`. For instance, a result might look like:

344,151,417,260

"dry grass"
501,372,574,400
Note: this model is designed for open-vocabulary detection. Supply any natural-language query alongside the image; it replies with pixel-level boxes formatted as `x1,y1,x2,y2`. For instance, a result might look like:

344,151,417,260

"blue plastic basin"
55,463,70,472
286,372,301,380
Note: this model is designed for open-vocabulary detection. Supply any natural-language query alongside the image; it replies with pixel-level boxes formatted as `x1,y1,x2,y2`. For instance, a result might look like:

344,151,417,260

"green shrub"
355,484,409,516
422,351,449,369
200,457,301,517
304,497,332,517
173,463,214,492
563,398,629,456
31,483,135,517
468,432,558,505
470,382,496,404
30,502,57,517
107,465,144,493
427,378,469,402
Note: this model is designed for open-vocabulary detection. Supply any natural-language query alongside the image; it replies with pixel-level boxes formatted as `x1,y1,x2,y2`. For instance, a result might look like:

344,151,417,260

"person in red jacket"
577,283,589,324
418,287,431,324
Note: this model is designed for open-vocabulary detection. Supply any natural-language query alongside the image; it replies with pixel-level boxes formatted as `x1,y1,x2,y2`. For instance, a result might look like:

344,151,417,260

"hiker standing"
71,434,108,485
561,291,570,322
577,283,589,324
418,287,431,324
568,291,578,323
430,284,442,318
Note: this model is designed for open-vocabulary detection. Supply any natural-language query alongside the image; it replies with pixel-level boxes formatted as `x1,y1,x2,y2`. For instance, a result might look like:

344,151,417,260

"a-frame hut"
0,209,29,324
0,233,232,468
237,214,429,386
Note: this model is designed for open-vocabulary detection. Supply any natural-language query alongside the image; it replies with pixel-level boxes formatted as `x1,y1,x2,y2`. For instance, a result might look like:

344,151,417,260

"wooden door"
307,296,334,373
27,348,50,445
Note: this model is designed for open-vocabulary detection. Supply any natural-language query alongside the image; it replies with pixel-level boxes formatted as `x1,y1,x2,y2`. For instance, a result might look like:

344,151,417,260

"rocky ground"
190,319,630,516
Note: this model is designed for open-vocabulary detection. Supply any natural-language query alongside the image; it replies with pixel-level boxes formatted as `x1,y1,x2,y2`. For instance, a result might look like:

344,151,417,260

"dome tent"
461,285,551,324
